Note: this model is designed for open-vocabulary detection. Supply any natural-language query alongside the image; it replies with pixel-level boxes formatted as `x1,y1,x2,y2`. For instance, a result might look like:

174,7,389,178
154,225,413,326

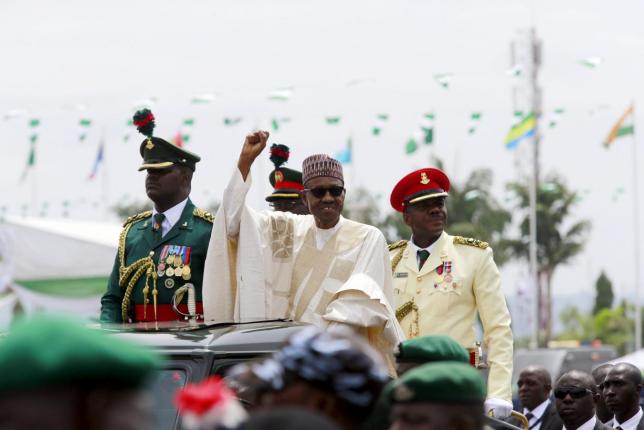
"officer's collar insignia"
420,172,430,185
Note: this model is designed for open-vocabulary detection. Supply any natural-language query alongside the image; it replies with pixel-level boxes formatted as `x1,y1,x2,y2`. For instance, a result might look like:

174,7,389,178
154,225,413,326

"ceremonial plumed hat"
0,315,161,393
396,335,469,364
386,361,486,404
302,154,344,184
390,168,450,212
266,144,305,202
133,109,201,171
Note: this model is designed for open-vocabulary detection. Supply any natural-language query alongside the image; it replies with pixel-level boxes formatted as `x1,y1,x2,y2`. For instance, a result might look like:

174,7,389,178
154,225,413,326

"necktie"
153,213,165,238
525,412,534,422
417,250,430,270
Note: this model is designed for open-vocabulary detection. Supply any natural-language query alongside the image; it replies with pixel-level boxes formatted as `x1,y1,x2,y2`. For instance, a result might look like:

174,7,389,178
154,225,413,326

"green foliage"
506,174,591,344
593,271,614,315
445,168,512,266
556,304,633,355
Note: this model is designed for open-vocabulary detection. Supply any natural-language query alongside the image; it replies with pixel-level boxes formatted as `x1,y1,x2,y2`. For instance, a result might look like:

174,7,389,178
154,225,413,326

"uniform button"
416,289,421,295
416,276,422,282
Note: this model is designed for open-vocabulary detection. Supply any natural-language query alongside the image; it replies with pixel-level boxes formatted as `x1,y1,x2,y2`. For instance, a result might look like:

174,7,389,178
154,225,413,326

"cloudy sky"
2,0,644,333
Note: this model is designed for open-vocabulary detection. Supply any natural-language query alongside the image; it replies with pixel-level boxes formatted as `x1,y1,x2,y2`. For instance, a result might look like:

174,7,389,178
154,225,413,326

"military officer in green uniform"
265,143,309,214
388,168,513,419
100,109,214,323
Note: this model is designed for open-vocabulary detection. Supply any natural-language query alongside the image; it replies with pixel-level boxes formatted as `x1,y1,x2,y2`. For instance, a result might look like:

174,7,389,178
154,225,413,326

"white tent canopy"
0,216,121,328
608,349,644,369
0,216,120,283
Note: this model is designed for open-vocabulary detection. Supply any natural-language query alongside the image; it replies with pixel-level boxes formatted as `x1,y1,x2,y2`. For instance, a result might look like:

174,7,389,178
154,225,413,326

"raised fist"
238,130,270,180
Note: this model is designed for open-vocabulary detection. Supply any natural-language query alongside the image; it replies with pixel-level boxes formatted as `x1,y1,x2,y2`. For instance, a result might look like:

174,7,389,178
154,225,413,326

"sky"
2,0,644,335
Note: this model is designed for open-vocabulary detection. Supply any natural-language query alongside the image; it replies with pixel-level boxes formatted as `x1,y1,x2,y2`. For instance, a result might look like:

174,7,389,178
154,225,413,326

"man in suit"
555,370,612,430
506,366,562,430
603,363,643,430
592,364,614,426
100,109,213,323
388,167,513,418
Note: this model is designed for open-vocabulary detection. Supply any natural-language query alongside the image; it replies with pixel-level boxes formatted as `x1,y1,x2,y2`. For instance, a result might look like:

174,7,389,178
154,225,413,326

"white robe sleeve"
323,229,406,349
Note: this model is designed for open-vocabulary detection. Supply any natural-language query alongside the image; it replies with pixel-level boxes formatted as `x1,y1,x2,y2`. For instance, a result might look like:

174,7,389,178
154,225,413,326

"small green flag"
127,119,134,126
376,114,389,121
422,127,434,144
470,112,482,120
183,118,195,126
405,138,418,154
424,113,435,120
29,118,40,128
271,118,280,131
29,134,38,143
372,127,381,136
79,118,92,127
325,116,341,125
223,117,242,126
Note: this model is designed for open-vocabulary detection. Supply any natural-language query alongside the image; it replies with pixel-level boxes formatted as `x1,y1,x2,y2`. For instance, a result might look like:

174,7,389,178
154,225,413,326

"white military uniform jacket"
390,231,513,401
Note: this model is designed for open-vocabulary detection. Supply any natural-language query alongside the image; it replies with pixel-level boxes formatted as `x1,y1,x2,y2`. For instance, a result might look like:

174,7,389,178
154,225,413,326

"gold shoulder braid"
388,240,408,273
118,211,158,322
453,236,489,249
396,299,420,338
193,207,214,223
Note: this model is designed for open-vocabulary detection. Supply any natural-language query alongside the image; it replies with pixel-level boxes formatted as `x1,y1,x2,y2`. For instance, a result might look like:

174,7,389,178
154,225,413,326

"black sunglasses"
554,387,593,399
304,186,345,198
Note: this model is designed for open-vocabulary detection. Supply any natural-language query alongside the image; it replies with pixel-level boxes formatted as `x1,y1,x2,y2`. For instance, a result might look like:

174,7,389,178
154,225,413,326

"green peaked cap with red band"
133,108,201,171
266,143,304,202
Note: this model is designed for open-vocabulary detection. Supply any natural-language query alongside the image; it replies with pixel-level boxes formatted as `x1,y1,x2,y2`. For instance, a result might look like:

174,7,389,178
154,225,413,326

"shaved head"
556,370,595,391
592,364,613,386
521,366,552,386
613,363,642,385
603,362,643,423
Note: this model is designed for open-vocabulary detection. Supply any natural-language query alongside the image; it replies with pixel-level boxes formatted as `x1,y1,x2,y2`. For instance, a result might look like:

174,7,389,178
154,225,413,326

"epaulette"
122,210,152,228
388,239,408,252
193,207,214,223
453,236,489,249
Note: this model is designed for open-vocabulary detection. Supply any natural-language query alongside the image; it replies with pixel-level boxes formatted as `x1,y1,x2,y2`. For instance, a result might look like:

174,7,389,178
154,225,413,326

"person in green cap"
100,109,214,323
265,143,309,215
0,315,160,429
387,361,487,430
395,335,470,375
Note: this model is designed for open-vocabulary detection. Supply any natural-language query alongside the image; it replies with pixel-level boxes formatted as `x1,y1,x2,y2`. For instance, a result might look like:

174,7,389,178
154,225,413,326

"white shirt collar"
564,415,596,430
523,398,550,421
152,197,189,236
408,235,440,255
614,407,643,430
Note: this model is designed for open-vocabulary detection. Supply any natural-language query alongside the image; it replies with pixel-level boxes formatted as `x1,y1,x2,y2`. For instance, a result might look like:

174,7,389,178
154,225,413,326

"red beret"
390,168,450,212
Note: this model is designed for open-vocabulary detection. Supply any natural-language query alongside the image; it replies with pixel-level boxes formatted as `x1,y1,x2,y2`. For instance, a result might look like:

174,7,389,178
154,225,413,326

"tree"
593,271,614,315
506,174,591,346
594,305,633,355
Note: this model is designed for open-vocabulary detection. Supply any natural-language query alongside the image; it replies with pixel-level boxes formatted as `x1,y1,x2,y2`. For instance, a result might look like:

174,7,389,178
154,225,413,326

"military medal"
443,261,453,283
164,278,175,289
444,274,453,283
166,254,174,265
166,267,175,277
182,265,191,280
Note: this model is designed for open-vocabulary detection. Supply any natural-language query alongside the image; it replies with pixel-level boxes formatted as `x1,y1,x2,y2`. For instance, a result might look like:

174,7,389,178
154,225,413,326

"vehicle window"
145,369,188,430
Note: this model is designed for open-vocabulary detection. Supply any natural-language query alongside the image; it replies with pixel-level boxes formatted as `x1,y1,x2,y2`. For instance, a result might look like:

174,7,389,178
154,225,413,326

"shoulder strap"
193,207,214,223
453,235,489,249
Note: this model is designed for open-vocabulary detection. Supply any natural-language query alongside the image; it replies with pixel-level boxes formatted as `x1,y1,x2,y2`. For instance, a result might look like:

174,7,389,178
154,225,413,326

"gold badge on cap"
394,383,414,402
420,172,430,185
275,171,284,183
145,138,155,150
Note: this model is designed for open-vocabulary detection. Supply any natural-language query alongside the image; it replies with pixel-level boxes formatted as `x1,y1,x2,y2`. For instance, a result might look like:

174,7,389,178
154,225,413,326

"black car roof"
93,319,309,355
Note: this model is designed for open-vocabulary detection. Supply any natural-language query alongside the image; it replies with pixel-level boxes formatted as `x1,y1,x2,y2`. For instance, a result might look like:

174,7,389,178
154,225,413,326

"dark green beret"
396,335,469,364
266,167,305,202
386,362,486,404
139,137,201,172
0,316,161,393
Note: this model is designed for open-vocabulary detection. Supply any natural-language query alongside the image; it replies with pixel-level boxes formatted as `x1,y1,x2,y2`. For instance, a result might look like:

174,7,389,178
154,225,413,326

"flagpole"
632,103,641,350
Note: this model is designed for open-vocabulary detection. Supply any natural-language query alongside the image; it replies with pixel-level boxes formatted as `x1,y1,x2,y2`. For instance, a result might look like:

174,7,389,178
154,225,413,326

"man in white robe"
203,131,404,367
